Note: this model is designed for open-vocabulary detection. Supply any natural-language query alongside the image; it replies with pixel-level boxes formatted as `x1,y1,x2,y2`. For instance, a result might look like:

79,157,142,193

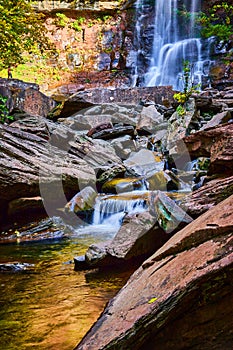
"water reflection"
0,238,132,350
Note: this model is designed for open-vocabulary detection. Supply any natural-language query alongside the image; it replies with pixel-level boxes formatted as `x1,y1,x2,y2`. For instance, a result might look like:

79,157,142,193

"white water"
134,0,213,90
75,193,148,238
92,194,147,226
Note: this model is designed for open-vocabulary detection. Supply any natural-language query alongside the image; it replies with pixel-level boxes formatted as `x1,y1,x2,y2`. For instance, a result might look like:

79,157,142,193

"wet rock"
149,191,193,233
101,177,145,194
0,262,34,272
65,186,97,214
176,122,233,175
74,191,193,270
0,216,72,244
97,164,126,184
146,170,180,191
75,211,167,270
74,195,233,350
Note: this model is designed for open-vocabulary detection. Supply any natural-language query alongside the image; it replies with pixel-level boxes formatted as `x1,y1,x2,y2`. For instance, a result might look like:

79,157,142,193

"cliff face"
34,0,123,12
30,0,232,90
31,0,133,79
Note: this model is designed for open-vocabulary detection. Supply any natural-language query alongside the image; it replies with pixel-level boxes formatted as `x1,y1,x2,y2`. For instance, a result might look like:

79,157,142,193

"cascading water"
133,0,214,90
92,194,147,226
75,192,148,238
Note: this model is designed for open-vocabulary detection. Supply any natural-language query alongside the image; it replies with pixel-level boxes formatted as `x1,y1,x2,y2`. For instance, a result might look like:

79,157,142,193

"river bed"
0,235,132,350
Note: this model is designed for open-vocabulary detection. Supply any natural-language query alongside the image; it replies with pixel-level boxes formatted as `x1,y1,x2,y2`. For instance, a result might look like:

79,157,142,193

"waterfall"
133,0,213,90
92,194,147,226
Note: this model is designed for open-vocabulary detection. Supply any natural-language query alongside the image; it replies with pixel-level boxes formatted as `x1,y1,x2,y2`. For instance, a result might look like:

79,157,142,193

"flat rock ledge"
75,194,233,350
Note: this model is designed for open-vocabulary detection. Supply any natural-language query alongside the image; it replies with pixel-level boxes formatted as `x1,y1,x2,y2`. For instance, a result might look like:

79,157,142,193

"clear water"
0,237,132,350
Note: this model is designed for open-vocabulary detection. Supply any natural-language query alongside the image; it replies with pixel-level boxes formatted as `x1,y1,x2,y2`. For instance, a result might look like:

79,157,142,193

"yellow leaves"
15,230,21,237
148,297,157,304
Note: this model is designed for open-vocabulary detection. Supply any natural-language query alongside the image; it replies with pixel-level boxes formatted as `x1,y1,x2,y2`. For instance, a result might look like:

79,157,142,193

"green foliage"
0,95,13,124
70,17,86,31
175,104,186,116
173,61,200,106
0,0,53,70
71,21,82,32
56,13,70,28
197,2,233,43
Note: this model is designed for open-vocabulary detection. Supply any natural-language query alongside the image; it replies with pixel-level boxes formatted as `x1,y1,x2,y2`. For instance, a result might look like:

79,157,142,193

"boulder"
65,186,97,213
74,195,233,350
166,98,199,153
101,177,145,194
136,105,164,135
0,117,123,224
89,125,135,140
176,122,233,175
123,149,164,176
149,190,193,233
110,135,138,160
87,122,113,137
0,78,56,117
200,110,232,130
59,86,176,118
179,175,233,217
0,123,95,204
146,170,181,191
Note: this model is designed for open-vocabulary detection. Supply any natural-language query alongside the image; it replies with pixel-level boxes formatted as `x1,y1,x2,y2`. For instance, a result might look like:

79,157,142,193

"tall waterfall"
133,0,213,90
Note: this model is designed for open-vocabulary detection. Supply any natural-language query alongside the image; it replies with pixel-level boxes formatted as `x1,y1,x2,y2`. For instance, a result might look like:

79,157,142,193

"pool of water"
0,236,132,350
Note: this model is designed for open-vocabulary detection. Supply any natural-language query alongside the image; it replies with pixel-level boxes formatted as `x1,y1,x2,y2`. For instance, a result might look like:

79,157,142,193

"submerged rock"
0,216,72,244
0,262,34,272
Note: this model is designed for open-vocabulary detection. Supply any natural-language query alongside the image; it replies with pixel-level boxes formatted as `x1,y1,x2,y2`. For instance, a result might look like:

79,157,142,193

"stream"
0,234,132,350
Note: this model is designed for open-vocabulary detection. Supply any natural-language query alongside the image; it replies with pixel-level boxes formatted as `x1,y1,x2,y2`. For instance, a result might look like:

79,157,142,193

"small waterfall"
75,193,148,238
92,194,147,226
133,0,213,90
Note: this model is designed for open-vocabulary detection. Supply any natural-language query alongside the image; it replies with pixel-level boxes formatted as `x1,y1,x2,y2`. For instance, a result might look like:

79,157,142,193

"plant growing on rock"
0,95,13,124
174,61,200,115
56,13,70,28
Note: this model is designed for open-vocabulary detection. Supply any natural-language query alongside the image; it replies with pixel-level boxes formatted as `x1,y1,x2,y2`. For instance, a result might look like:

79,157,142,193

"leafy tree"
198,2,233,46
0,0,53,70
